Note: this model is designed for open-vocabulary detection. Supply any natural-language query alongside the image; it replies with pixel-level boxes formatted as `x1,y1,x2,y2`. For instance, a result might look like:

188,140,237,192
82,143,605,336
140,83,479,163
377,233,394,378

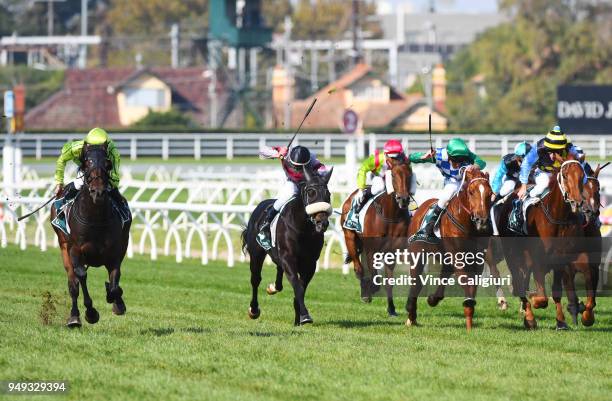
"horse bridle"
557,160,584,207
300,180,331,224
82,147,111,188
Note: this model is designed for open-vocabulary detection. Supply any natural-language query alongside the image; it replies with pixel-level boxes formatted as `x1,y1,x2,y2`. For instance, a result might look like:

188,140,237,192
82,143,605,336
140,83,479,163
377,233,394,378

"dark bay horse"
405,166,492,331
242,166,333,326
498,159,592,329
340,158,413,316
50,144,130,327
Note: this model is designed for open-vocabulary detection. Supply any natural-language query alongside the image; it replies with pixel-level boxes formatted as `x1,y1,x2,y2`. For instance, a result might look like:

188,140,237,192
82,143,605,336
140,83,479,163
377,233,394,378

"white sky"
376,0,499,14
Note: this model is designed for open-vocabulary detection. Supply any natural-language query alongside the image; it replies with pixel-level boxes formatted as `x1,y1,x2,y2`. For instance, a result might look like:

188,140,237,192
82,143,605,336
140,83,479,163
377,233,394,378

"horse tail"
240,226,248,255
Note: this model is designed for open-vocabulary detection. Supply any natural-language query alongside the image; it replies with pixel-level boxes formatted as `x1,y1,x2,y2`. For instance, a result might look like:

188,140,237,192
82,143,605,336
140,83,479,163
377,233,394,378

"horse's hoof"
266,283,279,295
112,301,126,315
361,296,372,303
85,308,100,324
577,301,586,313
581,312,594,327
498,299,508,311
248,307,260,320
523,317,537,330
299,314,313,325
427,295,442,307
463,298,477,308
388,310,398,317
555,320,569,331
105,282,113,303
66,316,82,328
405,319,418,327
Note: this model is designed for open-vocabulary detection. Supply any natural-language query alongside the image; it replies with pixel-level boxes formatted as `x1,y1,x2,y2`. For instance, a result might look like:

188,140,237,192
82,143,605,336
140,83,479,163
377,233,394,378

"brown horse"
405,166,492,331
563,163,605,325
50,144,130,327
498,159,592,330
340,158,413,316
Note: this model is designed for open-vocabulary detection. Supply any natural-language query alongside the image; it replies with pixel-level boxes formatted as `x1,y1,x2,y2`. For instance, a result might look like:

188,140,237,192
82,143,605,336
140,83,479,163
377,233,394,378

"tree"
131,109,198,129
445,0,612,131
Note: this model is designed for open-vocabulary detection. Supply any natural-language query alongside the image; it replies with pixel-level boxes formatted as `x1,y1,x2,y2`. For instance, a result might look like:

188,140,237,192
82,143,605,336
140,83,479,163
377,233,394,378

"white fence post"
356,135,365,159
259,136,266,152
368,133,376,155
324,135,332,159
162,136,169,161
600,137,606,160
35,138,42,160
130,137,137,161
194,137,201,160
501,137,508,156
469,137,476,153
226,136,234,160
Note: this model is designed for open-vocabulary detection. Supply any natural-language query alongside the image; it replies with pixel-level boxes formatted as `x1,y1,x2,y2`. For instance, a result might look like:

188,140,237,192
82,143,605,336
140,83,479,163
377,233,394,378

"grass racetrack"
1,245,611,401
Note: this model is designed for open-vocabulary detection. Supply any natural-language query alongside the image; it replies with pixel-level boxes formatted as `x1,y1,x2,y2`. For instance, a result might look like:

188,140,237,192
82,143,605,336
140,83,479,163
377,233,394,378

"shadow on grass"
182,327,212,334
248,331,306,337
324,319,402,328
140,327,175,336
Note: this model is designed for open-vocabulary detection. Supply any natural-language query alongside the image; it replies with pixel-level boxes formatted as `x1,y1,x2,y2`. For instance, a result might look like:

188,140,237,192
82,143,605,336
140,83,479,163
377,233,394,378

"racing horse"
497,158,593,329
405,166,492,331
50,143,130,327
562,163,606,325
340,157,413,316
242,166,333,326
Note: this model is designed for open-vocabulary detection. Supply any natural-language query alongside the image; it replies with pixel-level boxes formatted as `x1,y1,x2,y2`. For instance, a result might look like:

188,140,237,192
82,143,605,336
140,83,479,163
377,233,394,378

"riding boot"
410,205,443,243
257,207,278,251
109,187,131,222
344,188,371,232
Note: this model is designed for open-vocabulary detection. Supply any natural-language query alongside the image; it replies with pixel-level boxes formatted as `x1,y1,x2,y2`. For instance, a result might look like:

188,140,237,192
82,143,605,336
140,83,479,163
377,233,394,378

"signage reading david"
557,85,612,134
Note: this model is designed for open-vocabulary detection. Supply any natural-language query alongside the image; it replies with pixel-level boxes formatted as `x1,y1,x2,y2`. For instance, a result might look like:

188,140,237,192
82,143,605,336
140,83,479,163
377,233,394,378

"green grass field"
1,245,611,401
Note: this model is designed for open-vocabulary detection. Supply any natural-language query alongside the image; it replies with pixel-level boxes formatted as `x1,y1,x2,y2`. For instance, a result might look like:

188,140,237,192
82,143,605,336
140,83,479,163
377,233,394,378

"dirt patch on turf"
39,291,58,325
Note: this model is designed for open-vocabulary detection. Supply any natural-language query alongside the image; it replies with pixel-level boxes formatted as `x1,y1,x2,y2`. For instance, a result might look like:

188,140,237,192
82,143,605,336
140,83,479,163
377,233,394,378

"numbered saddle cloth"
51,197,76,235
256,196,296,250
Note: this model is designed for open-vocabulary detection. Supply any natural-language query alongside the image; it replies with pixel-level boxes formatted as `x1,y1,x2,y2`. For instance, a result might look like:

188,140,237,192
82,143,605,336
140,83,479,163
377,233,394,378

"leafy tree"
446,0,612,131
131,108,198,129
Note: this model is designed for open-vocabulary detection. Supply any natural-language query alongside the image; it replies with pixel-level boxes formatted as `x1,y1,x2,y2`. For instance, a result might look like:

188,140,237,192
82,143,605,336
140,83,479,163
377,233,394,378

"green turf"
1,245,611,401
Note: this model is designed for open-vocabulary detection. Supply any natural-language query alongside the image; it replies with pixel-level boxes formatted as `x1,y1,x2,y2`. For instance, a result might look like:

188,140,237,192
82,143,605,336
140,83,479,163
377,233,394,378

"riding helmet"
288,146,311,166
513,141,532,157
446,138,471,158
543,126,568,151
383,139,404,158
85,127,109,145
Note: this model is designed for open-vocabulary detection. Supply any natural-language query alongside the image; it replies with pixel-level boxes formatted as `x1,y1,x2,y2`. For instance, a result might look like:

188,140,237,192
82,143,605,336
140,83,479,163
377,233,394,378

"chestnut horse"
50,144,130,327
562,164,605,325
498,159,594,330
340,158,413,316
405,166,492,331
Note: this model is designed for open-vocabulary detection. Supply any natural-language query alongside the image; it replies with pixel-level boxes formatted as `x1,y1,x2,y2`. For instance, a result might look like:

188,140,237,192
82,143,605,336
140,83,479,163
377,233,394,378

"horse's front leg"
281,255,310,326
105,264,126,315
456,268,478,332
551,268,568,330
62,245,81,328
572,253,596,327
78,272,100,324
530,267,549,310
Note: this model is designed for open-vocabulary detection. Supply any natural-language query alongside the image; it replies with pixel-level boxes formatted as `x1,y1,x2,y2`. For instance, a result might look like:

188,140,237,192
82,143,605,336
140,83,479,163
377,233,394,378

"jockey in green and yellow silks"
54,127,127,212
343,139,416,231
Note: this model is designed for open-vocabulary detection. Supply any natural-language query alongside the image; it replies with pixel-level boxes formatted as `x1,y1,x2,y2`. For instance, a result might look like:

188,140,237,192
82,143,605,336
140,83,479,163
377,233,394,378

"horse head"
387,157,412,210
582,163,605,225
81,143,111,205
557,157,585,214
301,166,333,233
460,166,492,233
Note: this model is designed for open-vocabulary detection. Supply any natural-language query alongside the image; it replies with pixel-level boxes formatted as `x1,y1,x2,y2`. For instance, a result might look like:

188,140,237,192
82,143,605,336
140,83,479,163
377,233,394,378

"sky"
376,0,500,14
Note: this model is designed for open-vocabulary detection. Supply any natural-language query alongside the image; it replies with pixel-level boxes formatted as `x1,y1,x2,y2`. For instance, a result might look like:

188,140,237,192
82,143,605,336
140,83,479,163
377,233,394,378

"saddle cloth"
51,193,131,236
508,187,550,235
357,193,384,233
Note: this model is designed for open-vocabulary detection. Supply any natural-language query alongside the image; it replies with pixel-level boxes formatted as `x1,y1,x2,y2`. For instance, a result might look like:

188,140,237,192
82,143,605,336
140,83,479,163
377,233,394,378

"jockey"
343,139,416,231
408,138,486,242
516,126,581,200
257,145,327,248
54,127,127,211
491,141,532,202
575,146,595,177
